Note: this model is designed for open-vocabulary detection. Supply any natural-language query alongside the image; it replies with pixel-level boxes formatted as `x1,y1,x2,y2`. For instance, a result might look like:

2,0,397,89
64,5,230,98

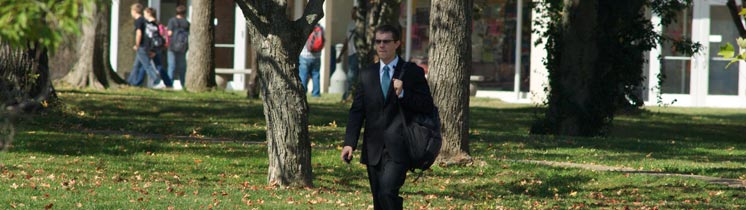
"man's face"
375,31,400,62
130,9,139,19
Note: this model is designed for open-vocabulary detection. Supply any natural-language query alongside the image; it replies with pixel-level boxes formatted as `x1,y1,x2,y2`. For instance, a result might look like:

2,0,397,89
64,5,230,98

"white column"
110,0,120,72
148,0,161,20
529,0,548,104
648,14,662,105
187,0,192,21
691,1,708,107
405,0,413,61
232,5,248,91
294,0,305,20
513,0,523,99
320,0,331,93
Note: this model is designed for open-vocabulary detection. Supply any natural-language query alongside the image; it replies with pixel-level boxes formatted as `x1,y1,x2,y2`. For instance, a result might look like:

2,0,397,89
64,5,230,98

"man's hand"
133,45,138,51
393,79,403,96
341,146,354,164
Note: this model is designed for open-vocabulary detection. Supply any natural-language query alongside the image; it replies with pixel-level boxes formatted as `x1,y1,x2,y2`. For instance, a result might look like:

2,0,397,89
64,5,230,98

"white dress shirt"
379,56,404,98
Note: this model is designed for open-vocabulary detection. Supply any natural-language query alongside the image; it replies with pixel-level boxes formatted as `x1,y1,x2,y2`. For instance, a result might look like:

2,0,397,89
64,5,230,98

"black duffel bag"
396,63,442,172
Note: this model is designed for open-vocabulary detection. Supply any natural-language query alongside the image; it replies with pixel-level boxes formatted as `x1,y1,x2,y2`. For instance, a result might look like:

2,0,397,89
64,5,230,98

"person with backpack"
126,4,162,87
338,8,360,101
167,5,190,89
299,24,324,97
340,25,434,210
143,7,170,88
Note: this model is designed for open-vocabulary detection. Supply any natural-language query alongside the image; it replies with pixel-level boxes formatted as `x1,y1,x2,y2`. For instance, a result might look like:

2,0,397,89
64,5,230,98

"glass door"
655,6,694,106
703,1,746,107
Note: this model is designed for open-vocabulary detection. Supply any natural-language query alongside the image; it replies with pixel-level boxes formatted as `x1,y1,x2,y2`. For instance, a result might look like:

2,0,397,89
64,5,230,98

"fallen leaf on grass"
328,121,337,128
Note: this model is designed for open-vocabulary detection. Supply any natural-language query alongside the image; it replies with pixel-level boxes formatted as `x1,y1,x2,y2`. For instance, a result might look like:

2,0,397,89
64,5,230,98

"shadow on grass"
467,106,746,163
12,89,746,181
13,131,267,160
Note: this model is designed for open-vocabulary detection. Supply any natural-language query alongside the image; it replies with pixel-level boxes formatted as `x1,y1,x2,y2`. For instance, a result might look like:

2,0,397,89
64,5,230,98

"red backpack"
158,24,169,47
306,25,324,52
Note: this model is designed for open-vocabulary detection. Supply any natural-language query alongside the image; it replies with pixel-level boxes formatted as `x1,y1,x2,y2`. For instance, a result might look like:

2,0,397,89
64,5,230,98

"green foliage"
532,0,699,136
719,38,746,69
0,0,91,52
716,8,746,69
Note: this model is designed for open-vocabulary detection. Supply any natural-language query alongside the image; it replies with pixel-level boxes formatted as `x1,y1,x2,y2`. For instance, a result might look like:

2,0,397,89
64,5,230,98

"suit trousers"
367,149,407,210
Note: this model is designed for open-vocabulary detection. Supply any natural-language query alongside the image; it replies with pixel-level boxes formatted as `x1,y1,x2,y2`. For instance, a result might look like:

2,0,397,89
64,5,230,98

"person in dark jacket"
341,24,434,210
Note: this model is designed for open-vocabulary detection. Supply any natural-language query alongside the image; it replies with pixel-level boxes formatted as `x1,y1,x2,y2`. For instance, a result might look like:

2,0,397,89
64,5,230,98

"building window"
708,5,740,95
401,0,532,92
660,7,693,94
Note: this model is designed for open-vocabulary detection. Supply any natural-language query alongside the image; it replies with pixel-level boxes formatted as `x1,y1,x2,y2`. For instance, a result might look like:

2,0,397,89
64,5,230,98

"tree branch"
294,0,325,35
235,0,271,44
727,0,746,38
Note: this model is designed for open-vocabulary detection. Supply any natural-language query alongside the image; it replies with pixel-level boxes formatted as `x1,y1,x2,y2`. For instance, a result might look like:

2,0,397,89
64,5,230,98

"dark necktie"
381,66,390,99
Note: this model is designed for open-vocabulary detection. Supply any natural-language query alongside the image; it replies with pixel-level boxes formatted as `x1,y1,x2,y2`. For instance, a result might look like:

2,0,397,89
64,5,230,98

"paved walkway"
83,129,265,144
515,160,746,189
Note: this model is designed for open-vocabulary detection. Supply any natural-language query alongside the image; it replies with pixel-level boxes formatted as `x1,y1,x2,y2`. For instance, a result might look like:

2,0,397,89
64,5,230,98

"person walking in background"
143,7,170,88
340,25,434,210
339,8,360,101
299,24,325,97
126,4,161,87
167,5,190,89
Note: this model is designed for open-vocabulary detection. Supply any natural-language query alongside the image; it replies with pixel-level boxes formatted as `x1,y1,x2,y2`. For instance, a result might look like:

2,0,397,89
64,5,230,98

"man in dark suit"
340,24,434,210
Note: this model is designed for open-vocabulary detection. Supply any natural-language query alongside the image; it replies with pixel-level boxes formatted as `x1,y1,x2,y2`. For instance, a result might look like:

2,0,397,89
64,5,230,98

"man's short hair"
144,7,157,19
131,3,143,14
374,24,401,41
176,5,187,16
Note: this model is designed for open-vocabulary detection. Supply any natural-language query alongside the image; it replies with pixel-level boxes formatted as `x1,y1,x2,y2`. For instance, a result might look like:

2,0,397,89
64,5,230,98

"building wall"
328,1,353,48
116,0,148,78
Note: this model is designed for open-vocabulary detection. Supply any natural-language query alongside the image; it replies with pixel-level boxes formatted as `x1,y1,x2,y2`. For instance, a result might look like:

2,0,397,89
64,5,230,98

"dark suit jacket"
344,58,434,166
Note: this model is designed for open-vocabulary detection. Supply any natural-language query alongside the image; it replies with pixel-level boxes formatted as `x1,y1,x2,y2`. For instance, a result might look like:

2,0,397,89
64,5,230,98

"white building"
109,0,746,108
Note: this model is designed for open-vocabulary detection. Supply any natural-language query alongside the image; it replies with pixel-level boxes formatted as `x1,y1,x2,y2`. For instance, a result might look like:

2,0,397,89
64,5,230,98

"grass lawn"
1,87,745,209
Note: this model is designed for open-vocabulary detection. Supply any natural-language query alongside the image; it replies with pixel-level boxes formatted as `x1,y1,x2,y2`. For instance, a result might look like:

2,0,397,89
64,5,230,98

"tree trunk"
344,0,400,101
246,47,260,98
1,41,57,109
554,0,599,136
360,0,401,66
532,0,648,136
186,0,216,92
62,3,125,89
236,0,324,188
428,0,473,165
726,0,746,38
1,41,56,152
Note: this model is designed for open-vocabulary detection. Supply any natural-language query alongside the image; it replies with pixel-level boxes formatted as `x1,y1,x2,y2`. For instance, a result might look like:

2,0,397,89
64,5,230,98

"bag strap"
395,61,409,127
395,62,415,171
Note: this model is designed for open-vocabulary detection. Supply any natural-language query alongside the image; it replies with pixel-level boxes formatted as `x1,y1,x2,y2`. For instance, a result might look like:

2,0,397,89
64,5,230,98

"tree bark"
236,0,324,187
343,0,400,101
186,0,216,92
246,46,260,98
62,3,125,89
1,41,56,153
726,0,746,38
536,0,600,136
533,0,648,136
1,41,56,109
428,0,473,165
360,0,401,66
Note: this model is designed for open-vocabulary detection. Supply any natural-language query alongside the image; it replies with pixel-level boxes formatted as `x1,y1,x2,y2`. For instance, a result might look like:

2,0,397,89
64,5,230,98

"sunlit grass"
0,87,744,209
